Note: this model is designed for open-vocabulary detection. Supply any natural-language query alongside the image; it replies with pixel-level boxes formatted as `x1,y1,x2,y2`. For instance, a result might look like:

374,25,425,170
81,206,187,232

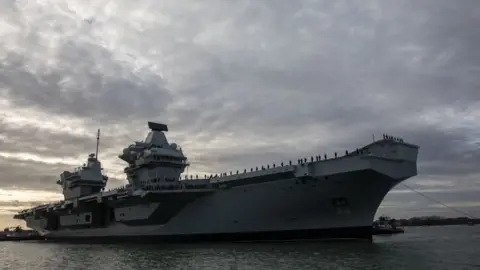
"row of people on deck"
178,148,371,180
383,134,404,142
203,134,407,179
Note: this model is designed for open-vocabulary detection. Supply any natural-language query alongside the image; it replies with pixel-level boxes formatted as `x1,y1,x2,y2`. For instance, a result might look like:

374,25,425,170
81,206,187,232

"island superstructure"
14,122,419,242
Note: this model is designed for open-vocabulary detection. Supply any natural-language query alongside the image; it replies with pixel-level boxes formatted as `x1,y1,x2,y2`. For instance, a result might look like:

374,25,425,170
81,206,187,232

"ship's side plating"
15,123,418,242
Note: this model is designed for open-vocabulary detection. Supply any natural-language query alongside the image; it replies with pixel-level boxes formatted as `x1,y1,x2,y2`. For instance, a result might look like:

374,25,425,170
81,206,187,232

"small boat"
0,226,44,241
372,215,404,235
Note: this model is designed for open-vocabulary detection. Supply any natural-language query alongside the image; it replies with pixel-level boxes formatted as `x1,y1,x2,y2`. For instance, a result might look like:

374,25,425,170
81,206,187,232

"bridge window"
85,215,91,222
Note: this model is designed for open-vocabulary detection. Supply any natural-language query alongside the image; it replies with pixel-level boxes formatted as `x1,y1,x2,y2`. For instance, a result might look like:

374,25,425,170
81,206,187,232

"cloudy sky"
1,0,479,228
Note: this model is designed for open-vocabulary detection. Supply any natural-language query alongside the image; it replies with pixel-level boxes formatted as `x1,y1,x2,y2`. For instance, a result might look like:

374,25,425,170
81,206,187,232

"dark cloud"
0,49,172,122
0,122,107,157
0,155,125,192
0,0,479,220
0,156,67,191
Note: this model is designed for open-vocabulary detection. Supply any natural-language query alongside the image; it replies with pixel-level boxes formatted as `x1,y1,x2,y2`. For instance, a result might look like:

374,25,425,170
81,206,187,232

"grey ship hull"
22,168,410,242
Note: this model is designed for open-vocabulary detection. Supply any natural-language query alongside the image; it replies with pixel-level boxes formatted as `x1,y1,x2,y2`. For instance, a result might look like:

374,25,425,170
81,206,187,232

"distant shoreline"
394,217,478,227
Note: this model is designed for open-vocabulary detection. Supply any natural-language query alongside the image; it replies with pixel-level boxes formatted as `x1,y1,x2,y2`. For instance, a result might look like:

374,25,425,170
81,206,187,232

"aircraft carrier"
14,122,419,242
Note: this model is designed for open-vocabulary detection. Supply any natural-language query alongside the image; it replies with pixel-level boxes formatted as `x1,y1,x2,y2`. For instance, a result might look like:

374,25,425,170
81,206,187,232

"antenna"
95,129,100,159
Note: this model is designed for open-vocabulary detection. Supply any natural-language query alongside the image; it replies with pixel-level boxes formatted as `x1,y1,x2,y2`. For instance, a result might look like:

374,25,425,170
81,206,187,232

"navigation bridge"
56,153,108,200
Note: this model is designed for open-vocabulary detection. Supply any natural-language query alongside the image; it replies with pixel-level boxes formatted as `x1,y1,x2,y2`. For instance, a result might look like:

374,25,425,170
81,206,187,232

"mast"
95,129,100,159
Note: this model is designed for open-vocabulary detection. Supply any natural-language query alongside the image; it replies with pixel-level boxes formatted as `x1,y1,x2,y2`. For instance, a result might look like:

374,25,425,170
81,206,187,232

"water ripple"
1,226,479,270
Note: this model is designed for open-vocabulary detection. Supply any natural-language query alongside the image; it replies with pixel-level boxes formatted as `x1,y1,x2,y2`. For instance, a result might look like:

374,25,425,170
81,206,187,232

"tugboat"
0,226,44,241
372,215,404,235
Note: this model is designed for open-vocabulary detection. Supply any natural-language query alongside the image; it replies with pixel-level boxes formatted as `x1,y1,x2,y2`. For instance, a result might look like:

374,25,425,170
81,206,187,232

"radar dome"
170,143,178,150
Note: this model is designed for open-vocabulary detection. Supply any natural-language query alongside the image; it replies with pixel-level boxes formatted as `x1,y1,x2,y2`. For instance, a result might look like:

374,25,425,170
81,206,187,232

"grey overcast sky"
1,0,479,227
